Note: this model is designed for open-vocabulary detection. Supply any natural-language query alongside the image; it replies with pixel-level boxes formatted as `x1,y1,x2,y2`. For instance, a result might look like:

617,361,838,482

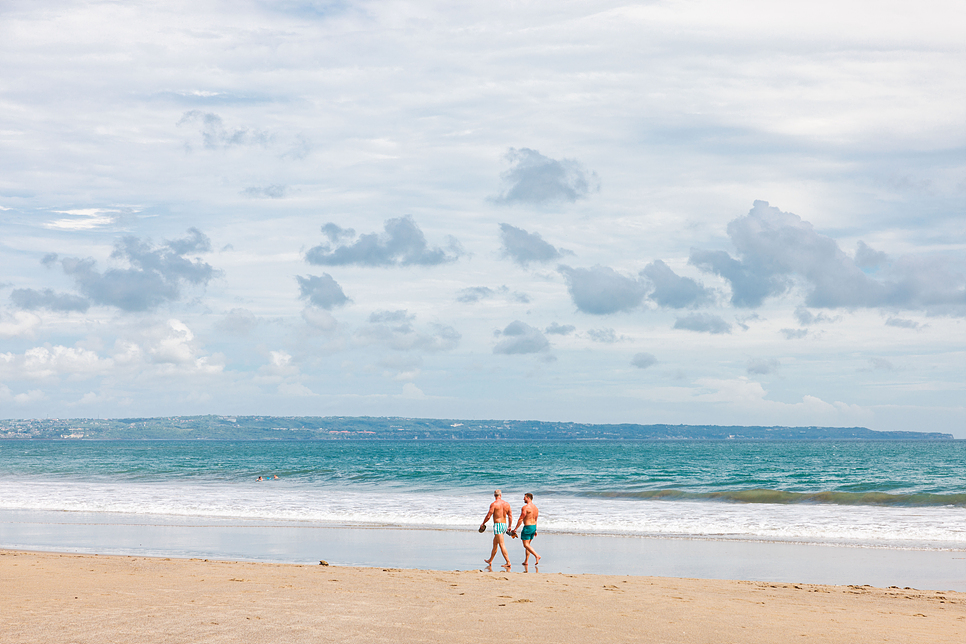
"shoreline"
2,549,964,644
3,509,965,592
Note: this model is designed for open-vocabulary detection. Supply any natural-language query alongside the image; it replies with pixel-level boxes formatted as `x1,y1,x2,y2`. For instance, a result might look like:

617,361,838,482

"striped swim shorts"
493,522,508,535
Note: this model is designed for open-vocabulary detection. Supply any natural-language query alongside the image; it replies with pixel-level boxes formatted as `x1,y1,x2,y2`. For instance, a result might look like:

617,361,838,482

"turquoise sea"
1,439,964,551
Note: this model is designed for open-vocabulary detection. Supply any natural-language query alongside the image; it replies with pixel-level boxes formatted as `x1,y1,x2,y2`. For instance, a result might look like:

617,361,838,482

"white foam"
2,478,964,550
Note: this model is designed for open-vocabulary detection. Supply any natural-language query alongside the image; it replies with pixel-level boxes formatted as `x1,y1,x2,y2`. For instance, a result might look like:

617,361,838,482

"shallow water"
3,510,965,591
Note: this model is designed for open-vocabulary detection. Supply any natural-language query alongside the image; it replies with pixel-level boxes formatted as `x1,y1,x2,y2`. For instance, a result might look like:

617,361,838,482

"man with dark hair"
511,492,540,565
481,489,513,568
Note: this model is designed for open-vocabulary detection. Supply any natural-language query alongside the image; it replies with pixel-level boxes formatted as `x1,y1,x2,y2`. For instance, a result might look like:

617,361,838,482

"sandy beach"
2,549,963,644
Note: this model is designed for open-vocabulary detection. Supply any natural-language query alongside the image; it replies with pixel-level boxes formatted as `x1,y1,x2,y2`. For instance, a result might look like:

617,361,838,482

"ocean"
2,439,964,551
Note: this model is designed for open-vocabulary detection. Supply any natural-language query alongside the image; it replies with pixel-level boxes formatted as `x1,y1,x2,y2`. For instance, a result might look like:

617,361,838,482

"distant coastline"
0,415,954,440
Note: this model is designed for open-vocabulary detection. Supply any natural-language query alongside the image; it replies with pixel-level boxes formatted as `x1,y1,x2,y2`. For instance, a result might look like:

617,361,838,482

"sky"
1,0,964,435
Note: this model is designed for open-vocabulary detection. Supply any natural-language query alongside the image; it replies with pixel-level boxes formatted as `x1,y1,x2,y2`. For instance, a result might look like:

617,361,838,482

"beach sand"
2,549,963,643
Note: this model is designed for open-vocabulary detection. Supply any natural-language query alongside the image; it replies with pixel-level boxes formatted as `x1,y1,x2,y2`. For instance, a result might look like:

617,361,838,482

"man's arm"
513,506,525,532
481,502,495,527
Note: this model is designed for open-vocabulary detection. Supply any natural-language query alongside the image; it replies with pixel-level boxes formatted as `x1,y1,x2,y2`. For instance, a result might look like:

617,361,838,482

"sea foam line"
2,479,965,551
572,489,966,507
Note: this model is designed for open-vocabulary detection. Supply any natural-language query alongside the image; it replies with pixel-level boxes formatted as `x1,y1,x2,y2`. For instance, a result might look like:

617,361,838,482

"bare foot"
534,555,541,564
502,563,511,569
484,558,493,565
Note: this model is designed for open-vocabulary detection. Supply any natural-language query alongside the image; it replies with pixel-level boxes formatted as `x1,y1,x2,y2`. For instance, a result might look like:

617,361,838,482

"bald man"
481,489,513,568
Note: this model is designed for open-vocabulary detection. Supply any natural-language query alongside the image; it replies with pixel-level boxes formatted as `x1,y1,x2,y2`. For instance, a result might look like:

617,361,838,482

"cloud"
885,317,920,329
56,229,217,312
492,148,599,205
457,286,496,303
44,208,122,231
493,320,550,355
747,358,780,375
868,357,895,371
588,328,624,343
781,328,808,339
321,223,355,243
400,382,425,398
733,313,761,331
558,265,647,315
456,285,530,304
278,382,318,397
243,185,287,199
10,288,89,312
673,313,732,334
544,322,575,335
75,391,106,406
0,384,45,404
690,201,966,315
258,350,299,380
630,352,657,369
95,320,225,378
356,310,460,352
305,216,462,267
296,273,349,309
854,241,889,269
378,353,423,381
689,378,873,425
165,228,213,255
689,247,785,308
216,308,259,335
639,260,712,308
369,310,411,324
257,350,315,395
557,259,721,317
0,344,112,380
177,111,269,149
794,306,837,325
498,223,564,266
0,310,42,338
301,306,338,333
141,320,223,371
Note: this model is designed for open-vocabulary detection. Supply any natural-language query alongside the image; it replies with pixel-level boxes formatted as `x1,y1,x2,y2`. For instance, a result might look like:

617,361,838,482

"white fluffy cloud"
0,384,45,404
0,311,42,338
0,320,228,386
152,321,224,375
0,345,112,380
690,378,874,426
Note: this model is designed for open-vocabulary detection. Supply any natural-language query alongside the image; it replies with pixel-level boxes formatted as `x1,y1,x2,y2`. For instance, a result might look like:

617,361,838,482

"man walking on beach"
481,489,513,568
511,492,540,565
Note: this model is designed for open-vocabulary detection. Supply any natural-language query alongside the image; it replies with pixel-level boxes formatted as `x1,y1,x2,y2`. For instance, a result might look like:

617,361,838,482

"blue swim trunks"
520,524,537,540
493,522,508,535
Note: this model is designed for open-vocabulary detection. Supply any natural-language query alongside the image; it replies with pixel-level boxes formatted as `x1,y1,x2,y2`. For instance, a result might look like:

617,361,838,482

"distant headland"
0,415,954,440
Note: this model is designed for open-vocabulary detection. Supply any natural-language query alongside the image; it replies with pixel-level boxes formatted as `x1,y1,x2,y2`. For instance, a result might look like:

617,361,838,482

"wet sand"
4,510,966,591
2,549,964,644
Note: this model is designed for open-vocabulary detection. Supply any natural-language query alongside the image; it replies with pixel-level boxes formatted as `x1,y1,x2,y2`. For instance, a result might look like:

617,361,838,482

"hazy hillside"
0,416,953,440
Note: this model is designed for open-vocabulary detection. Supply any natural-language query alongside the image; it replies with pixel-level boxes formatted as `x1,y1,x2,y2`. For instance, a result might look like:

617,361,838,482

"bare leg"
497,534,511,566
522,539,540,565
485,535,499,565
